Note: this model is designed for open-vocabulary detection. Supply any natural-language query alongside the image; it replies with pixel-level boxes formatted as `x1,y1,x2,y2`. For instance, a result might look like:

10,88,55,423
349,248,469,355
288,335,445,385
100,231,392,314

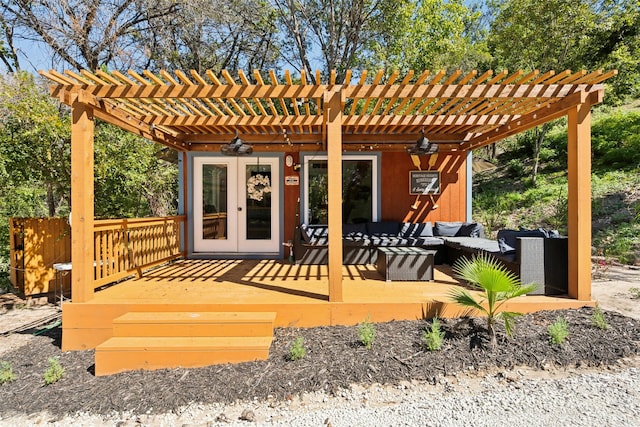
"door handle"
238,207,243,211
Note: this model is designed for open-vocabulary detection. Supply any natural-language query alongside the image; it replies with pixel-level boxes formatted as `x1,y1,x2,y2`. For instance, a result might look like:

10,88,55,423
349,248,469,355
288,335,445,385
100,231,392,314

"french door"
193,157,280,254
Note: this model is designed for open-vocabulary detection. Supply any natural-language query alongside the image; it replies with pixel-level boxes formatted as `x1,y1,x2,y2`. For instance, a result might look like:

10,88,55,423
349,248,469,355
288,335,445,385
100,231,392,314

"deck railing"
93,216,186,287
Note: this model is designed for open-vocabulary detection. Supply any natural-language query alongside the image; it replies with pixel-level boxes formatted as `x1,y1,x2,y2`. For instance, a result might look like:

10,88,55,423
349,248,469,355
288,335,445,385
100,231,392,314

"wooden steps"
95,311,276,376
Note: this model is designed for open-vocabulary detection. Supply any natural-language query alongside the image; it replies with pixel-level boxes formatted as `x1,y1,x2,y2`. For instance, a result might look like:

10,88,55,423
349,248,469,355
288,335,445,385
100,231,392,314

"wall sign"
285,175,299,186
409,171,440,195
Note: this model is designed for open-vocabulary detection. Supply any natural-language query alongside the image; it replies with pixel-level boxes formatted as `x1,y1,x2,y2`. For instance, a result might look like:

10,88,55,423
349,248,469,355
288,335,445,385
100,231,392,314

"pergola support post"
325,89,344,302
567,101,592,301
70,99,95,302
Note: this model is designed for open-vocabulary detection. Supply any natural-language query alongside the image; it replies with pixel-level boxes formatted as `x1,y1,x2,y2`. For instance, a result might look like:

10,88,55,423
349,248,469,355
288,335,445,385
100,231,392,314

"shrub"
450,253,537,347
591,306,609,330
288,337,306,361
548,317,569,345
43,357,64,385
422,316,445,351
357,316,376,349
629,287,640,299
0,361,15,385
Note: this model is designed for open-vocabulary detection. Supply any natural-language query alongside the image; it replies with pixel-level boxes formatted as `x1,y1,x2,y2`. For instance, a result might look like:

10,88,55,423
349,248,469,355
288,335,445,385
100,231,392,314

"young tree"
450,253,537,347
488,0,597,184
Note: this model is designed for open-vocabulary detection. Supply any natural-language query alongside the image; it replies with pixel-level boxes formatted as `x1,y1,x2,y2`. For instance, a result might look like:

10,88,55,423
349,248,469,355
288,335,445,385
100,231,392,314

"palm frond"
500,311,522,337
448,288,487,315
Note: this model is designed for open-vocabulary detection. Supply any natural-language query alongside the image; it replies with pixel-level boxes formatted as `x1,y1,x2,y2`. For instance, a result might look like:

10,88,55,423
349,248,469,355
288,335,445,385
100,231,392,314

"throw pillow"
434,221,463,237
400,222,434,238
456,222,484,238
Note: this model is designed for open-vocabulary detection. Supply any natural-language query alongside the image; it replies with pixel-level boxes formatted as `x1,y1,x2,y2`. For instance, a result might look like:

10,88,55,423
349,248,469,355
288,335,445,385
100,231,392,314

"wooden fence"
9,217,71,297
9,216,186,297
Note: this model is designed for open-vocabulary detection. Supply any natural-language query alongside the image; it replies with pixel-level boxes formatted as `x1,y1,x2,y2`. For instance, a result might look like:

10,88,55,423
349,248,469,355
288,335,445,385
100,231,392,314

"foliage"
43,357,64,385
591,110,640,170
450,253,537,346
629,287,640,299
288,337,306,361
488,0,596,71
548,316,569,345
473,106,640,264
0,361,15,384
422,315,445,351
145,0,280,73
357,316,376,349
367,0,490,73
93,124,178,219
591,306,609,330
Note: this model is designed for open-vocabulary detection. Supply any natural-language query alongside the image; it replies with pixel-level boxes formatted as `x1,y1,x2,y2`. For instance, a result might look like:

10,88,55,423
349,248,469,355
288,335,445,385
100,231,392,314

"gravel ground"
2,361,639,426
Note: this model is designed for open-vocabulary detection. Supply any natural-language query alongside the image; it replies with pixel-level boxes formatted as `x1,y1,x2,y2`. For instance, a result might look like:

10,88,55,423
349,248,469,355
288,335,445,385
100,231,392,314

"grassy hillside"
472,104,640,265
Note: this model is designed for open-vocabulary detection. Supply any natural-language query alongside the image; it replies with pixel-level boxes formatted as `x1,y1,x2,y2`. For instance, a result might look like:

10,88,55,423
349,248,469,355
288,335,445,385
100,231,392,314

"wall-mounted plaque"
409,171,440,195
285,175,299,186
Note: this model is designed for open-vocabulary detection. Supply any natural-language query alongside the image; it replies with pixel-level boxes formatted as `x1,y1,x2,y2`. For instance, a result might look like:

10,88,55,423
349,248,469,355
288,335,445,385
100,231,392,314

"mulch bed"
1,307,639,417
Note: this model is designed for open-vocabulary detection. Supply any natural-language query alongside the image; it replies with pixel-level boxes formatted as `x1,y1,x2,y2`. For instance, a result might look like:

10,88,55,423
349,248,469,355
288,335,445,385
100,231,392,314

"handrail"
93,215,186,287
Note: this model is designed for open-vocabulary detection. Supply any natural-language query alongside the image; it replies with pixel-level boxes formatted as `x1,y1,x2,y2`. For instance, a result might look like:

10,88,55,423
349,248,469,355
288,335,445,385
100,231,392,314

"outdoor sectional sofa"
293,221,568,295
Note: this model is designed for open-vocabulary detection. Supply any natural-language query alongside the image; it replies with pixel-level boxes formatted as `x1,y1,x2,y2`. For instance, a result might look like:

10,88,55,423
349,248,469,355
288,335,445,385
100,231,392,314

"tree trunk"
531,124,550,186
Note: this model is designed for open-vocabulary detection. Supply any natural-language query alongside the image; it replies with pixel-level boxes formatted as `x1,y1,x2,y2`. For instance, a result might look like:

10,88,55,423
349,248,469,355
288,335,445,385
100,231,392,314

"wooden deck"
62,259,594,351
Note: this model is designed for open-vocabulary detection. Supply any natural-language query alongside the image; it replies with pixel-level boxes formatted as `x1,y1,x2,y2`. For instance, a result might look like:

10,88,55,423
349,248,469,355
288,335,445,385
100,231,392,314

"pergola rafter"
40,68,616,153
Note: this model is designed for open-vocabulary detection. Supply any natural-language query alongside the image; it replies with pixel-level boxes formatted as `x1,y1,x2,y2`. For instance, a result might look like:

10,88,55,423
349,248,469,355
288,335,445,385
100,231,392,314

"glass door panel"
244,164,272,240
238,158,279,253
193,158,237,252
202,164,228,240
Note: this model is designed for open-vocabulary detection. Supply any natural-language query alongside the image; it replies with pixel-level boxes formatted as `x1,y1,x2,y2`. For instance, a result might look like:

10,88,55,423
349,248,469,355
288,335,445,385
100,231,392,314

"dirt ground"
0,263,638,420
591,264,640,319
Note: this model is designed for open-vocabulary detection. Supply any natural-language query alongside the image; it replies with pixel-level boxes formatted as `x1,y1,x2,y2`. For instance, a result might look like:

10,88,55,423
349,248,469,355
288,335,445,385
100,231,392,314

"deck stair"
94,311,276,376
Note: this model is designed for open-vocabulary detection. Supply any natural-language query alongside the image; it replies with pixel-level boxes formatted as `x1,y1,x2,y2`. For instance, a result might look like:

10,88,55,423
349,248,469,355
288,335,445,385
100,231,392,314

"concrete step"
95,336,273,376
112,311,276,337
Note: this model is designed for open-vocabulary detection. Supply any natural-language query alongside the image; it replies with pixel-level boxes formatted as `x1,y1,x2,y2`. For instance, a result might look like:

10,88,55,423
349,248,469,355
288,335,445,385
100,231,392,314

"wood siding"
382,151,467,223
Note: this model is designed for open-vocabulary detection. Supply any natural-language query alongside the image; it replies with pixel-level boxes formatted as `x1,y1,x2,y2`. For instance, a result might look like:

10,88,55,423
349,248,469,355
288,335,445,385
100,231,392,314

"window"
303,154,379,224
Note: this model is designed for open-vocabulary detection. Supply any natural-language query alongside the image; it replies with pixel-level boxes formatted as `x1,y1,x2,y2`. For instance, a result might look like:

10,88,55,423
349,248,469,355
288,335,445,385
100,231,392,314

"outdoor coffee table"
376,247,437,282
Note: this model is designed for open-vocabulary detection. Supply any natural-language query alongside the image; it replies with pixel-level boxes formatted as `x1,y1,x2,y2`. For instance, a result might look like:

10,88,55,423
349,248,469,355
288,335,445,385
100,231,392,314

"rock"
214,413,230,423
239,409,256,422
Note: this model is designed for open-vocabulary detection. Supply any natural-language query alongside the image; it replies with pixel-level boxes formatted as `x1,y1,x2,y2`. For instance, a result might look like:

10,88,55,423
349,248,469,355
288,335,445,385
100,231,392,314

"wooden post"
567,102,592,301
181,151,189,256
325,89,343,302
71,98,95,302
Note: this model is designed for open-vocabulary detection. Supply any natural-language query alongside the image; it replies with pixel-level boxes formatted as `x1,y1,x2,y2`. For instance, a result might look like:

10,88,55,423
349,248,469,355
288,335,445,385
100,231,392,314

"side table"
376,247,436,282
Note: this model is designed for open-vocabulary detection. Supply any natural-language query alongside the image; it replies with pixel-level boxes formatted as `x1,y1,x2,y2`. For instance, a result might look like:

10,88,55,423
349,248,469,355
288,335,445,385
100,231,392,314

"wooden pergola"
40,68,616,305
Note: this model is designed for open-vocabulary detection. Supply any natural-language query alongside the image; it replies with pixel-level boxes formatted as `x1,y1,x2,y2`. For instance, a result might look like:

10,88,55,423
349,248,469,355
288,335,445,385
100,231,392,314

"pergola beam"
144,112,514,128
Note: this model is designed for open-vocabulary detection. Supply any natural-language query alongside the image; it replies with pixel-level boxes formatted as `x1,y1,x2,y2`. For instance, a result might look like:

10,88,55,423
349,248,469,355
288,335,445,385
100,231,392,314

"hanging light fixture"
221,131,253,156
407,129,438,155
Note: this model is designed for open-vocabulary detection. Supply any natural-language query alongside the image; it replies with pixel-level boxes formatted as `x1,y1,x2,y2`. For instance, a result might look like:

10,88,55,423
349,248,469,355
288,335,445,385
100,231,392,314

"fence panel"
8,218,71,297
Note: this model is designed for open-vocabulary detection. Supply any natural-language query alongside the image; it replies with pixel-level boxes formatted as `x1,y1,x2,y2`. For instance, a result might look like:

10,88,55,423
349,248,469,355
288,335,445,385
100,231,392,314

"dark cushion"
497,229,547,254
405,237,445,247
400,222,434,238
366,221,401,237
342,223,368,238
444,236,500,252
434,221,464,237
456,222,484,238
